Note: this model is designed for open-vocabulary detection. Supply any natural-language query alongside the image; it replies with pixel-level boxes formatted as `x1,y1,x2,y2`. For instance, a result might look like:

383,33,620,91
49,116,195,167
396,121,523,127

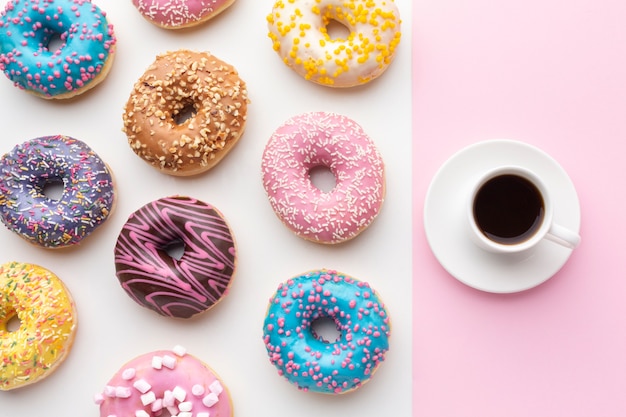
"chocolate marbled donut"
114,196,236,319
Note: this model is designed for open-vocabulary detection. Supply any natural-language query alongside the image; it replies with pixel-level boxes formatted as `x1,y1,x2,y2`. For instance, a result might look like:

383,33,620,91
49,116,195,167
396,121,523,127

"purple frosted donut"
114,196,237,319
0,135,115,248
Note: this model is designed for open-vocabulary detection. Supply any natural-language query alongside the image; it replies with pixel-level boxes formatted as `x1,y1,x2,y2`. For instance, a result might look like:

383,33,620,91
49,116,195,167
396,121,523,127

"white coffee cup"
467,166,580,254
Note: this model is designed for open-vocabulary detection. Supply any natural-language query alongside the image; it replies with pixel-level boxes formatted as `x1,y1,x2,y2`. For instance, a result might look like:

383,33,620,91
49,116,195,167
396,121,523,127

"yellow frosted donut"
0,262,77,391
267,0,402,87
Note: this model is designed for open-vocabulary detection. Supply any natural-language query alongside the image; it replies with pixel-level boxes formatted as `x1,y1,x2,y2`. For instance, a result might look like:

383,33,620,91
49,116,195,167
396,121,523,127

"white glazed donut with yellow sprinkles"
0,262,77,391
267,0,402,87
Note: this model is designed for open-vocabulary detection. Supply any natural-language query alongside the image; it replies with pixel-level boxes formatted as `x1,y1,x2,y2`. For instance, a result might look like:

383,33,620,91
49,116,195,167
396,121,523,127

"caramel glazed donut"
114,196,237,319
0,0,116,99
123,49,249,176
0,135,115,249
267,0,402,87
0,262,77,391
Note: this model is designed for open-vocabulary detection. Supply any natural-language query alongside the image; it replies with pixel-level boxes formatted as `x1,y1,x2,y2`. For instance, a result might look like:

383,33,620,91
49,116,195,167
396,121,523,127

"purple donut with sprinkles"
0,0,116,99
0,135,115,248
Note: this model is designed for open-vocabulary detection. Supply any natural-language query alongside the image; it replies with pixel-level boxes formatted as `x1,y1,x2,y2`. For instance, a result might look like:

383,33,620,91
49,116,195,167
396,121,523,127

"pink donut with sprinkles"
131,0,237,29
261,112,385,244
95,346,233,417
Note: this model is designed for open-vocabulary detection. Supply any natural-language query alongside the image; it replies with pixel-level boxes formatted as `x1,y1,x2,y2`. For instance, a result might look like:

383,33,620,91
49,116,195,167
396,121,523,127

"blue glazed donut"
0,0,116,99
262,269,391,394
0,135,115,248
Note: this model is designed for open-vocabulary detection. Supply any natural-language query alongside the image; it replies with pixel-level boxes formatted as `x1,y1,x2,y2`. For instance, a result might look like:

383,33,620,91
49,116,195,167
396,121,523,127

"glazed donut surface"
0,261,77,391
95,346,233,417
132,0,236,29
114,196,237,319
0,0,116,99
122,49,249,176
0,135,115,249
261,112,385,244
263,269,391,394
267,0,402,87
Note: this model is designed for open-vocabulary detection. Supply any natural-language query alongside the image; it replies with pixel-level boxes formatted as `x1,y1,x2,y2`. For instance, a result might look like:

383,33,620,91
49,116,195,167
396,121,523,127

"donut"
122,49,249,176
266,0,402,87
0,135,116,249
0,261,77,391
95,346,233,417
261,112,385,244
263,269,391,394
0,0,116,99
114,196,237,319
132,0,236,29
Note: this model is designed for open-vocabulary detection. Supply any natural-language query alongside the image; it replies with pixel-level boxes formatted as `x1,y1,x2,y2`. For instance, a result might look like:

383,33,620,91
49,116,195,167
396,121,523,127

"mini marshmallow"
121,368,136,380
178,412,193,417
151,398,164,412
94,393,105,405
172,345,187,357
178,401,193,412
141,391,156,406
135,410,150,417
197,413,210,417
151,356,163,369
191,384,205,396
133,379,152,393
163,390,175,407
115,386,132,398
173,385,187,402
162,355,177,369
104,385,116,397
202,392,219,407
209,380,223,395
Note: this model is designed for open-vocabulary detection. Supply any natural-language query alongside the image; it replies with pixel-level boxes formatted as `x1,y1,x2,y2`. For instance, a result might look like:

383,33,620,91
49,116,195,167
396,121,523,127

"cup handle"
545,223,581,249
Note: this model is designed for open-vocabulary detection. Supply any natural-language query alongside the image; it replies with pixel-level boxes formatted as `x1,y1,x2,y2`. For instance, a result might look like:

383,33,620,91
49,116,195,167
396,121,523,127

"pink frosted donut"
95,346,233,417
131,0,236,29
261,112,385,244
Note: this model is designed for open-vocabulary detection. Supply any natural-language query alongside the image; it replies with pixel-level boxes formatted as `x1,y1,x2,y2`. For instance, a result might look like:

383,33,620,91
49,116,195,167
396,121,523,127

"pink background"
412,1,626,416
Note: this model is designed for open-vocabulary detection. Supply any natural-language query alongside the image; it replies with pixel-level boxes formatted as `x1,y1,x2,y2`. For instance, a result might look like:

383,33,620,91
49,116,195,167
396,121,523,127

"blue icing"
0,0,116,98
263,269,391,394
0,135,115,248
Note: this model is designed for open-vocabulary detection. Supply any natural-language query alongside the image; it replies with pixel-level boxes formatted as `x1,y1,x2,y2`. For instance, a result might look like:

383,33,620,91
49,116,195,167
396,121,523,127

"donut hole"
163,239,185,261
311,316,341,343
44,31,66,53
42,179,65,201
309,165,336,193
324,18,351,40
173,101,197,125
6,314,21,333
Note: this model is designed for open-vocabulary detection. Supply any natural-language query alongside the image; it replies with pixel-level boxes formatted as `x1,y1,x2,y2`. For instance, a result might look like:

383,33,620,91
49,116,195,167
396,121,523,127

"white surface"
0,1,413,416
424,139,581,293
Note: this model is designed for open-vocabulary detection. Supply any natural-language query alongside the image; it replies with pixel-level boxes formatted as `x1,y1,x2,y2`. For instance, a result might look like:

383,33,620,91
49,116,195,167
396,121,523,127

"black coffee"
473,174,544,245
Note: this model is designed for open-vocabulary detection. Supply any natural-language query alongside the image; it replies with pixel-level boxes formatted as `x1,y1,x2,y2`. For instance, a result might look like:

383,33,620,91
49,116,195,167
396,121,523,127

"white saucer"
423,139,581,293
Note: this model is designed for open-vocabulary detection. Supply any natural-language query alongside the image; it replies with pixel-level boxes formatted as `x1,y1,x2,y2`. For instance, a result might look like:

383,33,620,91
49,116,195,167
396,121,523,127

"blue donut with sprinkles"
0,0,116,99
263,269,391,394
0,135,115,248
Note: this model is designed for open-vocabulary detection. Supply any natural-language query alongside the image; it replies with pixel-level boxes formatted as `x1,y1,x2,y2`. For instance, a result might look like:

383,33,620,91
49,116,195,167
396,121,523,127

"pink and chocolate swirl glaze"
114,196,236,319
